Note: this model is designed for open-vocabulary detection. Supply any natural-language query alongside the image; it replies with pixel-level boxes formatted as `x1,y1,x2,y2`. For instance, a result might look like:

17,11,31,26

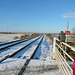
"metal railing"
53,37,75,75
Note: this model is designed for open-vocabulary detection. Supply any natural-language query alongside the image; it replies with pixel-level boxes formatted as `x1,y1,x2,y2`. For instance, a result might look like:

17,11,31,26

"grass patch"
14,36,18,40
20,34,30,39
68,42,75,47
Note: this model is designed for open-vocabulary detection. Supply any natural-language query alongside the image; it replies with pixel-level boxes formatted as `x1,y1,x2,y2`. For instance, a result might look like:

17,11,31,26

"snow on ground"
0,39,23,48
23,70,59,75
33,35,53,60
0,34,23,42
21,37,43,59
24,35,60,75
40,35,52,60
0,35,60,75
46,38,53,59
0,58,26,75
24,58,60,75
25,59,58,72
12,36,42,59
0,36,40,60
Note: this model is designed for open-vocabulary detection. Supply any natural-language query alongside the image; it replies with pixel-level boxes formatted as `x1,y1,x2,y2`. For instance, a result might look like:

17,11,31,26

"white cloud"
62,13,75,18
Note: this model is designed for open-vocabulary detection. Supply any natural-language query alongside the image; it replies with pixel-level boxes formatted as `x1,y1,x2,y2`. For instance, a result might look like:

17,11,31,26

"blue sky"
0,0,75,33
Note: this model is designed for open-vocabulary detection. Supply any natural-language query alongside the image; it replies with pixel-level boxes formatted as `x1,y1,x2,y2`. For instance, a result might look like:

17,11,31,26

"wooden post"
53,37,56,59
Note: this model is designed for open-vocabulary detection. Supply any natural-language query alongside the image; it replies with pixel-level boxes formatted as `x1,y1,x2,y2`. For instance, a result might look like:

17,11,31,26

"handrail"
56,47,73,75
56,43,74,62
62,42,75,51
56,38,75,51
53,37,74,75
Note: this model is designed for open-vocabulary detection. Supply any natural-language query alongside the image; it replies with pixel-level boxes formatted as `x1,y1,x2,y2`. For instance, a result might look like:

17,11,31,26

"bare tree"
72,26,75,34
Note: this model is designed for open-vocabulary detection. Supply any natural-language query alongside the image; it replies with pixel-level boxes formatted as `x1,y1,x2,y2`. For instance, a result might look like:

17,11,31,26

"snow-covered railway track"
18,36,43,75
0,39,24,46
0,36,36,50
0,36,42,63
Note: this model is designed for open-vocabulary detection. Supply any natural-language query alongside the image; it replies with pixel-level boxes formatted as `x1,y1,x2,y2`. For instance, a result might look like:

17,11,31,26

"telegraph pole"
66,22,69,43
65,22,69,59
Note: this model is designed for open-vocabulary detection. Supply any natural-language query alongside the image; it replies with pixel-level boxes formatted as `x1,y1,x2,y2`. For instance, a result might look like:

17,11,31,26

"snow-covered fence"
53,37,75,75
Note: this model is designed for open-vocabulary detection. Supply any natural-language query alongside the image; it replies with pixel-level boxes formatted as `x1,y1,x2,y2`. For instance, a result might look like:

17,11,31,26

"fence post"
73,59,75,75
53,37,56,59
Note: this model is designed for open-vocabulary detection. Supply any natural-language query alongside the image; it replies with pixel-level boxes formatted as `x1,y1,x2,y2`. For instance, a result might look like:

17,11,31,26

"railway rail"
0,36,37,50
0,36,43,63
18,36,43,75
0,39,24,46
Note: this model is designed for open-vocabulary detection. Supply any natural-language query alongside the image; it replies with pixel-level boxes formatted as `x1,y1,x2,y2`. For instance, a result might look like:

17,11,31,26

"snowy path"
33,35,52,60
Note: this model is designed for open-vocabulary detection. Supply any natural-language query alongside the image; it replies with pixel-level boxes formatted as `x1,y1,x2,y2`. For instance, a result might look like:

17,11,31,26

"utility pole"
66,22,69,43
65,22,69,59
